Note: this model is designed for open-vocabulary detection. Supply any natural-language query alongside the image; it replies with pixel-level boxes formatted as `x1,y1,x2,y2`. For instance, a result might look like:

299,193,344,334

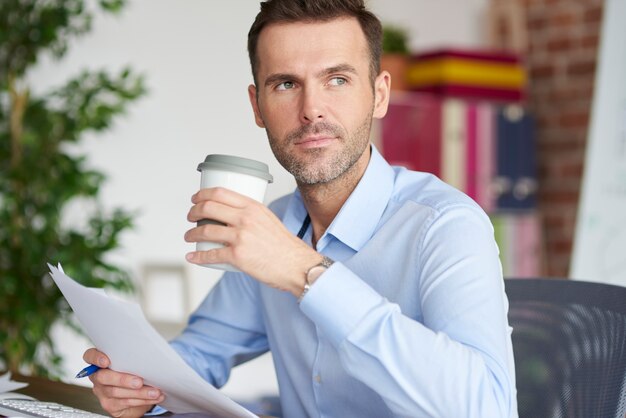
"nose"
299,86,325,124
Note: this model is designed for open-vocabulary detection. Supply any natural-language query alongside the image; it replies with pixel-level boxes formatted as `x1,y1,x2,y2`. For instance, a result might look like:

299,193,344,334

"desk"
8,375,276,418
11,374,106,415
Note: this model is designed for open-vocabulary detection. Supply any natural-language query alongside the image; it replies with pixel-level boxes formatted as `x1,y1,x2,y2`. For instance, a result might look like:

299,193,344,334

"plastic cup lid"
197,154,273,183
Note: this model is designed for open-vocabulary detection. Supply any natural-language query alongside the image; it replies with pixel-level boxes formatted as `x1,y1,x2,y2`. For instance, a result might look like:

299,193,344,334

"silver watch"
298,256,334,303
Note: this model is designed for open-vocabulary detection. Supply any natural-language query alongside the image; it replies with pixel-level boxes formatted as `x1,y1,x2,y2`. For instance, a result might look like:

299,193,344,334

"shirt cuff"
144,405,168,416
299,262,386,347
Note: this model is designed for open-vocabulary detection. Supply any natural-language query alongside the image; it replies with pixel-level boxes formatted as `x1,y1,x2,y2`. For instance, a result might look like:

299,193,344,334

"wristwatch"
298,256,334,303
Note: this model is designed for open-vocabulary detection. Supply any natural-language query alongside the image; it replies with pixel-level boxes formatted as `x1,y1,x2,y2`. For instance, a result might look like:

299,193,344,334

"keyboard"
0,398,107,418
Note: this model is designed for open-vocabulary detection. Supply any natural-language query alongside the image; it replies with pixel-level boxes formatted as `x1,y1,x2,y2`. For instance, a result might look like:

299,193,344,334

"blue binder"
495,105,537,210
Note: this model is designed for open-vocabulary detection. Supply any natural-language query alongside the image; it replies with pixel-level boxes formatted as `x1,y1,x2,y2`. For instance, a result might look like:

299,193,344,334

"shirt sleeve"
299,204,517,418
169,272,269,388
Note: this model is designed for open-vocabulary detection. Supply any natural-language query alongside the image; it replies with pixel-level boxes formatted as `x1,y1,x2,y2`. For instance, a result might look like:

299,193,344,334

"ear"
372,70,391,120
248,84,266,128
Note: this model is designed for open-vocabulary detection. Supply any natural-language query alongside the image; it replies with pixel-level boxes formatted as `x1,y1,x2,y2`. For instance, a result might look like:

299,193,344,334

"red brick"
557,160,584,178
580,33,599,49
548,82,595,102
583,5,604,24
558,111,590,128
544,213,567,230
546,37,572,52
566,59,596,77
538,129,585,144
541,190,580,204
528,88,551,105
550,238,574,254
529,63,557,79
528,15,547,31
548,8,578,27
540,140,579,154
534,112,559,130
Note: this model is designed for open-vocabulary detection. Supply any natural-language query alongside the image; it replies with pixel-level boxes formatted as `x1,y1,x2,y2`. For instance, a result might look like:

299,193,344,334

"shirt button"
314,375,322,383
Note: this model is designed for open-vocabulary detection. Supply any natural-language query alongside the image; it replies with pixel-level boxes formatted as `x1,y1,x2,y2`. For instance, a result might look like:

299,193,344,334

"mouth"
294,135,336,149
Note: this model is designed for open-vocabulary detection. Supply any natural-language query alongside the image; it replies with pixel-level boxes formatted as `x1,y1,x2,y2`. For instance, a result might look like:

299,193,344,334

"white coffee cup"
196,154,273,271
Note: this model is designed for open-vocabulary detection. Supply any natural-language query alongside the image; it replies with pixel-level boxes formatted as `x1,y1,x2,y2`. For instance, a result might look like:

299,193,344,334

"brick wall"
522,0,604,277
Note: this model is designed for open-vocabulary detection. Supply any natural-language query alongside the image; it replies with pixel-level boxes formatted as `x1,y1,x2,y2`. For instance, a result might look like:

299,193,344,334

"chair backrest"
504,278,626,418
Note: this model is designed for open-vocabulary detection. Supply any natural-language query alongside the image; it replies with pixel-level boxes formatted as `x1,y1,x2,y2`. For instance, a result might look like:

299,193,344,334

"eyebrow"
263,63,359,88
317,64,358,78
264,73,295,88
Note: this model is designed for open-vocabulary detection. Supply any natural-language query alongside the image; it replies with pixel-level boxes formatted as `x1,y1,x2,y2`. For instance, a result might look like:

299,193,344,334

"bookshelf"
378,48,543,278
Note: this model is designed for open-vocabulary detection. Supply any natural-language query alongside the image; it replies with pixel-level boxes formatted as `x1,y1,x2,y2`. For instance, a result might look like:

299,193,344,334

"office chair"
504,278,626,418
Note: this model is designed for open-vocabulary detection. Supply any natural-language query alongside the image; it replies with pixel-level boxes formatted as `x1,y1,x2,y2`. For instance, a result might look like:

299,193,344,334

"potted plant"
0,0,146,378
381,24,411,91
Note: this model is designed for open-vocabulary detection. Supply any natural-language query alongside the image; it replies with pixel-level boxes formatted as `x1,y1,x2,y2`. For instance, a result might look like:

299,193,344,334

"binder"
495,105,537,210
381,92,442,175
514,111,538,209
413,85,524,102
466,102,479,201
441,98,466,191
476,102,496,213
514,213,542,277
413,94,443,175
406,48,527,102
381,94,418,170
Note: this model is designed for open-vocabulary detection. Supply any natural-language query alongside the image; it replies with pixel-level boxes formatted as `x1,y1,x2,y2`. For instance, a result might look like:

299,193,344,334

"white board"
571,0,626,284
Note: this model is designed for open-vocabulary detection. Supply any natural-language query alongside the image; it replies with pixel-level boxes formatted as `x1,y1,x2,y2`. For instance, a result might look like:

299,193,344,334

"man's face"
248,17,389,185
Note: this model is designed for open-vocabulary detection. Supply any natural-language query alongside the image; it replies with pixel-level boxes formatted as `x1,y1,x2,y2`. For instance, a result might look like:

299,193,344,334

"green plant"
382,24,410,55
0,0,146,377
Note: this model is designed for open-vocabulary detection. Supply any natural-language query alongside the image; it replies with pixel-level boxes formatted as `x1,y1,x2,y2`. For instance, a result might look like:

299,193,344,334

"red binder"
381,92,442,176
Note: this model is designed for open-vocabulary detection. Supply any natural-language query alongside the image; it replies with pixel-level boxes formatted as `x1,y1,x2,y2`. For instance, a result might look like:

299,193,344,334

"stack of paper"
48,264,257,418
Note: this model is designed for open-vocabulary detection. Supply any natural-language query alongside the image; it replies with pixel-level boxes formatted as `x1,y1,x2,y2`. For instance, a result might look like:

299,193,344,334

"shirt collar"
281,145,395,252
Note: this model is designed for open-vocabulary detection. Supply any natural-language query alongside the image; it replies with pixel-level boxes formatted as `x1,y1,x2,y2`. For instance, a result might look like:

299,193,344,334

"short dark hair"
247,0,382,86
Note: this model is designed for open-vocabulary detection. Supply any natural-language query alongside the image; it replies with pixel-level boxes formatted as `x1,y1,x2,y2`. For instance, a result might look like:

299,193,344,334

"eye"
329,77,347,86
276,81,295,91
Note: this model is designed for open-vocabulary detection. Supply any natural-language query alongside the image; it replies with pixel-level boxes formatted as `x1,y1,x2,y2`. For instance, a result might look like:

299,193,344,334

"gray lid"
197,154,274,183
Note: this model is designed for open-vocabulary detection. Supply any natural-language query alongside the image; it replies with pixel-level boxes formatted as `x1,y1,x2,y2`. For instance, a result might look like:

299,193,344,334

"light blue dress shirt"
170,146,518,418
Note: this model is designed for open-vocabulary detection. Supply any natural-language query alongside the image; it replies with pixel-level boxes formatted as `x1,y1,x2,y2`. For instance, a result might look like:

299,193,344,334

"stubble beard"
267,112,373,185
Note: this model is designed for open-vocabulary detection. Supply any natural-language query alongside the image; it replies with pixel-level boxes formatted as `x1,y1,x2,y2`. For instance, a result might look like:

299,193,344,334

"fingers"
83,348,110,368
106,404,154,418
89,368,164,418
83,349,164,414
187,199,241,225
186,188,270,246
184,220,235,245
187,188,265,228
90,368,144,389
96,394,159,418
185,246,231,266
93,380,162,403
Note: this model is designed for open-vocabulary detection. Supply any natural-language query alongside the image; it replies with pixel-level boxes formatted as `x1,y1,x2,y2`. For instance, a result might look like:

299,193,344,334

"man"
84,0,518,417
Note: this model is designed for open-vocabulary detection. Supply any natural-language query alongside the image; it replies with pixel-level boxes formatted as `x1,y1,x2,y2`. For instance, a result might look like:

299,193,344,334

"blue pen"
75,364,101,378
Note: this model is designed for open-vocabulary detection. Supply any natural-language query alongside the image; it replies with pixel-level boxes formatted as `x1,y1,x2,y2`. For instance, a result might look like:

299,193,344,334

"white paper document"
47,264,257,418
0,372,28,393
